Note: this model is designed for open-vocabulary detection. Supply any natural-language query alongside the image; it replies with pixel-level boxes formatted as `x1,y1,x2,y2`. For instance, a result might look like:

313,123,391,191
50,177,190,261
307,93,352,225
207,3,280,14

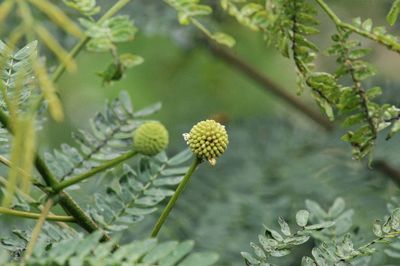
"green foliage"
242,198,400,265
388,0,400,26
1,224,78,261
79,15,143,84
45,91,160,182
1,1,400,266
89,149,192,232
220,0,272,32
80,16,137,52
156,116,400,265
0,230,218,265
0,40,39,113
222,0,400,159
165,0,235,47
63,0,100,17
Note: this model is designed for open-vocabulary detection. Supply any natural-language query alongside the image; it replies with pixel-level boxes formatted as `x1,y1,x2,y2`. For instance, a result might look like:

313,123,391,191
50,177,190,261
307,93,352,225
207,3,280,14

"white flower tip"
208,158,217,166
182,133,190,143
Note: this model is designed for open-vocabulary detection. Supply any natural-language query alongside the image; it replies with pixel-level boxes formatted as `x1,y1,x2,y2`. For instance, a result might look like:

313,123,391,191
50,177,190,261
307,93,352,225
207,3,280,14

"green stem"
313,0,341,24
0,206,75,222
58,191,111,242
34,156,59,188
51,0,133,83
54,150,138,192
150,157,201,237
314,0,400,54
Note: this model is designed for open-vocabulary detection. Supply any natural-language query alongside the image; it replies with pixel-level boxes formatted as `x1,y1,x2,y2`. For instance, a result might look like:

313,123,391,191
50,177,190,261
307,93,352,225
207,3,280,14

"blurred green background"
31,0,400,264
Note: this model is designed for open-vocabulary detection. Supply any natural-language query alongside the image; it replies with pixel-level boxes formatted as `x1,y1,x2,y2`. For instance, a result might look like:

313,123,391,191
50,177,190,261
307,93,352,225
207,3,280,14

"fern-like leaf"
0,40,39,113
1,230,219,265
44,91,161,182
90,149,192,232
1,223,78,261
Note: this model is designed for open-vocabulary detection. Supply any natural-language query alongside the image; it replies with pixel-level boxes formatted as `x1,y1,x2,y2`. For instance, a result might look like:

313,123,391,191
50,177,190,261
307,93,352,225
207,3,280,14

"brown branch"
372,160,400,186
203,40,334,132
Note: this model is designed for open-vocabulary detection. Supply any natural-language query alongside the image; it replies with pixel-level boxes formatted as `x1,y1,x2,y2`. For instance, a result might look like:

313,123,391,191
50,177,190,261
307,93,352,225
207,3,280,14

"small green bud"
133,121,169,156
184,120,229,166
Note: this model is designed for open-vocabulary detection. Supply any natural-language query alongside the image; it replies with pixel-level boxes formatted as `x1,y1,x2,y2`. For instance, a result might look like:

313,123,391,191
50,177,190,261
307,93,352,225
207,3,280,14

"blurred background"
10,0,400,264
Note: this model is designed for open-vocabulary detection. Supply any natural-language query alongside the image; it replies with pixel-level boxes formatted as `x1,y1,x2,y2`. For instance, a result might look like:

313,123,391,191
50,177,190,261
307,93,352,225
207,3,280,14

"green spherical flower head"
133,121,169,156
184,120,229,166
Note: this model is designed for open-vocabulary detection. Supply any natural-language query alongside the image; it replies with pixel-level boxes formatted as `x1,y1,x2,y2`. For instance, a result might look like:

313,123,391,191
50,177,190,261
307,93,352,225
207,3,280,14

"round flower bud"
133,121,169,156
184,120,229,166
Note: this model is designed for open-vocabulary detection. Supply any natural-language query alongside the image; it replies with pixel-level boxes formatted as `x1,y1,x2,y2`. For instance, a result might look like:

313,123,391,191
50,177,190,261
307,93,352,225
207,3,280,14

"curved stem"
151,157,201,237
0,206,75,222
54,150,138,192
314,0,400,54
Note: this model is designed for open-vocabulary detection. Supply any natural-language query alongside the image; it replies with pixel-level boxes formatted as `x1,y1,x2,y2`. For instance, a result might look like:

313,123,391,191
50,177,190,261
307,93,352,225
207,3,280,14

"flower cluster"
184,120,229,166
133,121,169,156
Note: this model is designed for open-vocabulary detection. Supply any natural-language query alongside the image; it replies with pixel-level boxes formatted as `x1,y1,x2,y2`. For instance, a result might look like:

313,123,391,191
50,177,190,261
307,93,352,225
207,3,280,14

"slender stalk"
151,158,201,237
51,0,133,83
0,176,75,231
0,206,75,222
24,198,53,261
54,150,138,192
313,0,341,24
314,0,400,54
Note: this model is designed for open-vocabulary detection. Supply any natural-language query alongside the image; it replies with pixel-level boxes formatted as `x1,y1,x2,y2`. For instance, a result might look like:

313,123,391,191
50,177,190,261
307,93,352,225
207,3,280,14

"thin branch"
0,175,75,231
54,150,138,192
372,160,400,186
203,40,334,132
314,0,400,54
0,206,75,222
151,158,201,237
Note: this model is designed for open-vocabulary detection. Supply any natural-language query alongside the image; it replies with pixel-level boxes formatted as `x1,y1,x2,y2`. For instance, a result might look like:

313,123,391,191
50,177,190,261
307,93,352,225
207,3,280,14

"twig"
372,160,400,186
314,0,400,54
53,150,138,192
0,206,75,222
151,158,201,237
203,40,334,132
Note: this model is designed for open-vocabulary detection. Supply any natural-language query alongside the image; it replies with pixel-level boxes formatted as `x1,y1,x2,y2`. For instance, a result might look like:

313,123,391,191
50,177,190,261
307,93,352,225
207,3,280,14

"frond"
241,199,339,265
1,223,78,261
44,91,161,182
1,230,219,266
90,149,192,232
0,40,39,113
